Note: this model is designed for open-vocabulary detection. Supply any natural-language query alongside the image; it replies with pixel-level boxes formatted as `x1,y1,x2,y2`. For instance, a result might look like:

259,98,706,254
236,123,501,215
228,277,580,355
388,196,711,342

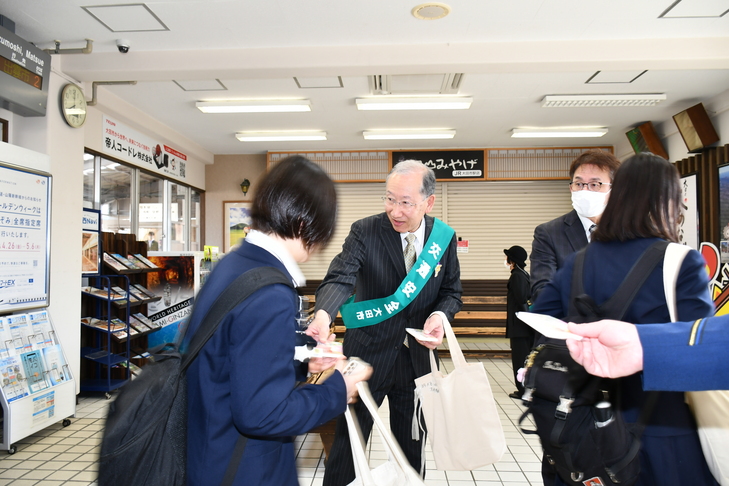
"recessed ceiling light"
542,94,666,108
411,2,451,20
511,127,608,138
196,100,311,113
363,129,456,140
356,96,472,111
235,131,327,142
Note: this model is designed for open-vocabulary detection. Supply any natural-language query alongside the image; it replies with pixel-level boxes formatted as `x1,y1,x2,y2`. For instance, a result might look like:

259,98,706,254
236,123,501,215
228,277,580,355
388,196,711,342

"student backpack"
518,241,665,486
98,266,293,486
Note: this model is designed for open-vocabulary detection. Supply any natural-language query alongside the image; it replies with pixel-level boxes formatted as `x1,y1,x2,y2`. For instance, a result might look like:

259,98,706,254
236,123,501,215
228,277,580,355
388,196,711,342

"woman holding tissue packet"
184,156,371,486
530,153,717,486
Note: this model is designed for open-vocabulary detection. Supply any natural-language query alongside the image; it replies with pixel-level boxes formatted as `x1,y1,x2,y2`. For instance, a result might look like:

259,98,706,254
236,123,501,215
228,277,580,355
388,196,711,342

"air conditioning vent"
443,73,464,93
368,73,464,95
369,75,391,95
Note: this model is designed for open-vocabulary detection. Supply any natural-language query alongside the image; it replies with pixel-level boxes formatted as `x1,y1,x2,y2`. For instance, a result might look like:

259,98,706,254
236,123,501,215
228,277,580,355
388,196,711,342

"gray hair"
387,160,436,197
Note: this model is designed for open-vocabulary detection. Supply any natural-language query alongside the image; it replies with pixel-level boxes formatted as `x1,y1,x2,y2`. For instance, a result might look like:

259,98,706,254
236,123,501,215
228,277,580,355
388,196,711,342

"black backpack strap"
569,241,669,322
222,435,249,486
599,241,669,320
181,266,293,371
568,247,589,319
604,391,660,480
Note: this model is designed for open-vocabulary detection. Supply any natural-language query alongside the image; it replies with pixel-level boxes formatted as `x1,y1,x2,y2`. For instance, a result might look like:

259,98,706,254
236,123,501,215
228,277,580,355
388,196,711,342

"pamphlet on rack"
0,355,30,402
29,310,55,348
21,349,49,394
8,314,33,355
41,345,70,386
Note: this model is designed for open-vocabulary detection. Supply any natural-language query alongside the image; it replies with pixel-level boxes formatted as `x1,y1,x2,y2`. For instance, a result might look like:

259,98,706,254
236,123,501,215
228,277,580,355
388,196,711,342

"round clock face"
61,83,87,128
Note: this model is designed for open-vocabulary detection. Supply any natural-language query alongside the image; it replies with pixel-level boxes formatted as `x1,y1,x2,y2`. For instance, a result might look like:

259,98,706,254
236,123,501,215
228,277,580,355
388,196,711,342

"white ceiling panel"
0,0,727,155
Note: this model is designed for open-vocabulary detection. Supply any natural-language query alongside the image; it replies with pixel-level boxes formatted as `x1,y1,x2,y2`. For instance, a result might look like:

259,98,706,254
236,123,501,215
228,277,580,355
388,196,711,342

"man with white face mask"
528,150,621,486
529,150,621,300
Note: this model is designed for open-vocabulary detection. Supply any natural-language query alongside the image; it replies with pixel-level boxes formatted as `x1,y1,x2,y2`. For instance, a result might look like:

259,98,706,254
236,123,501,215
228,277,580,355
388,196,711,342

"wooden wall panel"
675,143,729,246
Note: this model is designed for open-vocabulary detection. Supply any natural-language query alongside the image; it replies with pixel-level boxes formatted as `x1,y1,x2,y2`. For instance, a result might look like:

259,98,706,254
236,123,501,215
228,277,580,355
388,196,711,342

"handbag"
663,243,729,485
345,382,425,486
413,316,506,470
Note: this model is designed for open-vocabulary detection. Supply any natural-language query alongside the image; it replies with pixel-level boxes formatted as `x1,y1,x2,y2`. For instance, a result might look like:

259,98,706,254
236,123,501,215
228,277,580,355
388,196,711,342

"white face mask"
571,190,609,218
504,260,511,270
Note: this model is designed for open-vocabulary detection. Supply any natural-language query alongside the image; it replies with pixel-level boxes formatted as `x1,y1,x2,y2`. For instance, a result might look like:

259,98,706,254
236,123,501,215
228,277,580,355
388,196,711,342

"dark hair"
569,150,621,181
592,153,682,243
250,155,336,250
387,160,436,197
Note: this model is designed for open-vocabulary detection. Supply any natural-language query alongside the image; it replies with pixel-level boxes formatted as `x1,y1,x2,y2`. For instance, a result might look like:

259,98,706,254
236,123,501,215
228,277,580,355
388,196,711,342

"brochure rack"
0,156,76,454
0,311,76,454
81,232,163,385
80,275,132,396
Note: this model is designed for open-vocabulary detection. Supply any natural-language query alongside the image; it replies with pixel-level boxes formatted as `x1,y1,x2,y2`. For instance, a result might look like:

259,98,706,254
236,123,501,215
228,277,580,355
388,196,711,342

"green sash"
340,218,454,329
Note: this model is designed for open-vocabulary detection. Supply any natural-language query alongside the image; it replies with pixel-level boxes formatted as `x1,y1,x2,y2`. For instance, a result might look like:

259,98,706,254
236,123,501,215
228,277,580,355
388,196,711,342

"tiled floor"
0,339,544,485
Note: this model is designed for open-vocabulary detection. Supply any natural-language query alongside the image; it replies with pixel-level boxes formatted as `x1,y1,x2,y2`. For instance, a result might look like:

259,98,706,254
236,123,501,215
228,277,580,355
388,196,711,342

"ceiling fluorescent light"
197,100,311,113
511,127,608,138
356,97,472,111
363,129,456,140
542,94,666,108
235,131,327,142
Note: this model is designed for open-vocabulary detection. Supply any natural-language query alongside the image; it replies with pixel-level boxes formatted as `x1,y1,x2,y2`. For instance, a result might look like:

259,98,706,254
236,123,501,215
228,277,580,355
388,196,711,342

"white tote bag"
664,243,729,485
345,382,425,486
413,317,506,470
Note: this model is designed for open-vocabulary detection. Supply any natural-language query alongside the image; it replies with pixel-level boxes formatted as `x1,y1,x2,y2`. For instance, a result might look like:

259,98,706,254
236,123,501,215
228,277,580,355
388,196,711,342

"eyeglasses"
569,181,612,192
382,196,424,210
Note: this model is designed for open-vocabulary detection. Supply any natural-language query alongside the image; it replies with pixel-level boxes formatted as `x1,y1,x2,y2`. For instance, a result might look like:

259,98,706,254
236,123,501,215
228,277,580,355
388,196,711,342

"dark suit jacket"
315,213,462,391
186,242,346,485
529,209,588,300
506,266,532,338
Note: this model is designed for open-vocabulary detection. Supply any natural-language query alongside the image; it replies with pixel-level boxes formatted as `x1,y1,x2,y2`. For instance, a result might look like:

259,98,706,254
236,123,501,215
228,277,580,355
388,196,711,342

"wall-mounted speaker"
673,102,720,153
625,121,669,159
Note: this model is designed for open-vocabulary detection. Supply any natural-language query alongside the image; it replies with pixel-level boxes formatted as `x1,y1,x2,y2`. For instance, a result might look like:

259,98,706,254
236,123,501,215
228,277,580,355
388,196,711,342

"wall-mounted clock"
60,83,87,128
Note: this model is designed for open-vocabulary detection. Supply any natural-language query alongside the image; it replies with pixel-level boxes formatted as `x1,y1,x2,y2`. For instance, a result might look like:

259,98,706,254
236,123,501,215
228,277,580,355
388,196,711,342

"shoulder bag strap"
662,242,692,322
181,266,293,371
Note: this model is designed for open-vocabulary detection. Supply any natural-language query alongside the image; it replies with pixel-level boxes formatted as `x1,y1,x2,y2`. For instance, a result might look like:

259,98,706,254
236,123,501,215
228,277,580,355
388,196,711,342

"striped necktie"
589,224,597,241
404,234,416,272
403,234,417,347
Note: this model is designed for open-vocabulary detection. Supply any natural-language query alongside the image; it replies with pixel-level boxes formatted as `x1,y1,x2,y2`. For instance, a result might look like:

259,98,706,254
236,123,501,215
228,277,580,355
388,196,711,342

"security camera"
116,39,130,54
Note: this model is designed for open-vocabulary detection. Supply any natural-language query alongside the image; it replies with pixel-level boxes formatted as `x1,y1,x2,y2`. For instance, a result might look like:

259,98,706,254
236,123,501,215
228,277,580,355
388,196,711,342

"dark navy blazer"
185,241,346,485
532,237,714,437
640,317,729,391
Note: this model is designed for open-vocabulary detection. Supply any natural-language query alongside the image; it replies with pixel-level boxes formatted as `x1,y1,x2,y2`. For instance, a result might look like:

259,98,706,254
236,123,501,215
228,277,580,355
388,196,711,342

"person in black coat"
504,245,532,399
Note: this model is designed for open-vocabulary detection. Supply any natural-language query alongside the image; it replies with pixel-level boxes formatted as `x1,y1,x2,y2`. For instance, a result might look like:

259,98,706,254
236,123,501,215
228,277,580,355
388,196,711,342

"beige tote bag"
345,382,425,486
664,243,729,485
413,317,506,470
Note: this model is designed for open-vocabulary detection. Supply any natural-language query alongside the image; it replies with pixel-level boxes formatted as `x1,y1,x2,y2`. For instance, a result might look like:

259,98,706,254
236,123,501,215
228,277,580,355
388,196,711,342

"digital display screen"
0,57,42,90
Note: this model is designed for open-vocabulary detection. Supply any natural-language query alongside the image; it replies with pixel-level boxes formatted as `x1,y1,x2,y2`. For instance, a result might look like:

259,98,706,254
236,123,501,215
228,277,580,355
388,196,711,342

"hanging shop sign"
101,115,187,180
392,150,486,181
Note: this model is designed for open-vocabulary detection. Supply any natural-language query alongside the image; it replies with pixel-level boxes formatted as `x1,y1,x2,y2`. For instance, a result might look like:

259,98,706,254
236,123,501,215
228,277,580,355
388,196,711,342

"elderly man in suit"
307,160,462,485
529,150,621,300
